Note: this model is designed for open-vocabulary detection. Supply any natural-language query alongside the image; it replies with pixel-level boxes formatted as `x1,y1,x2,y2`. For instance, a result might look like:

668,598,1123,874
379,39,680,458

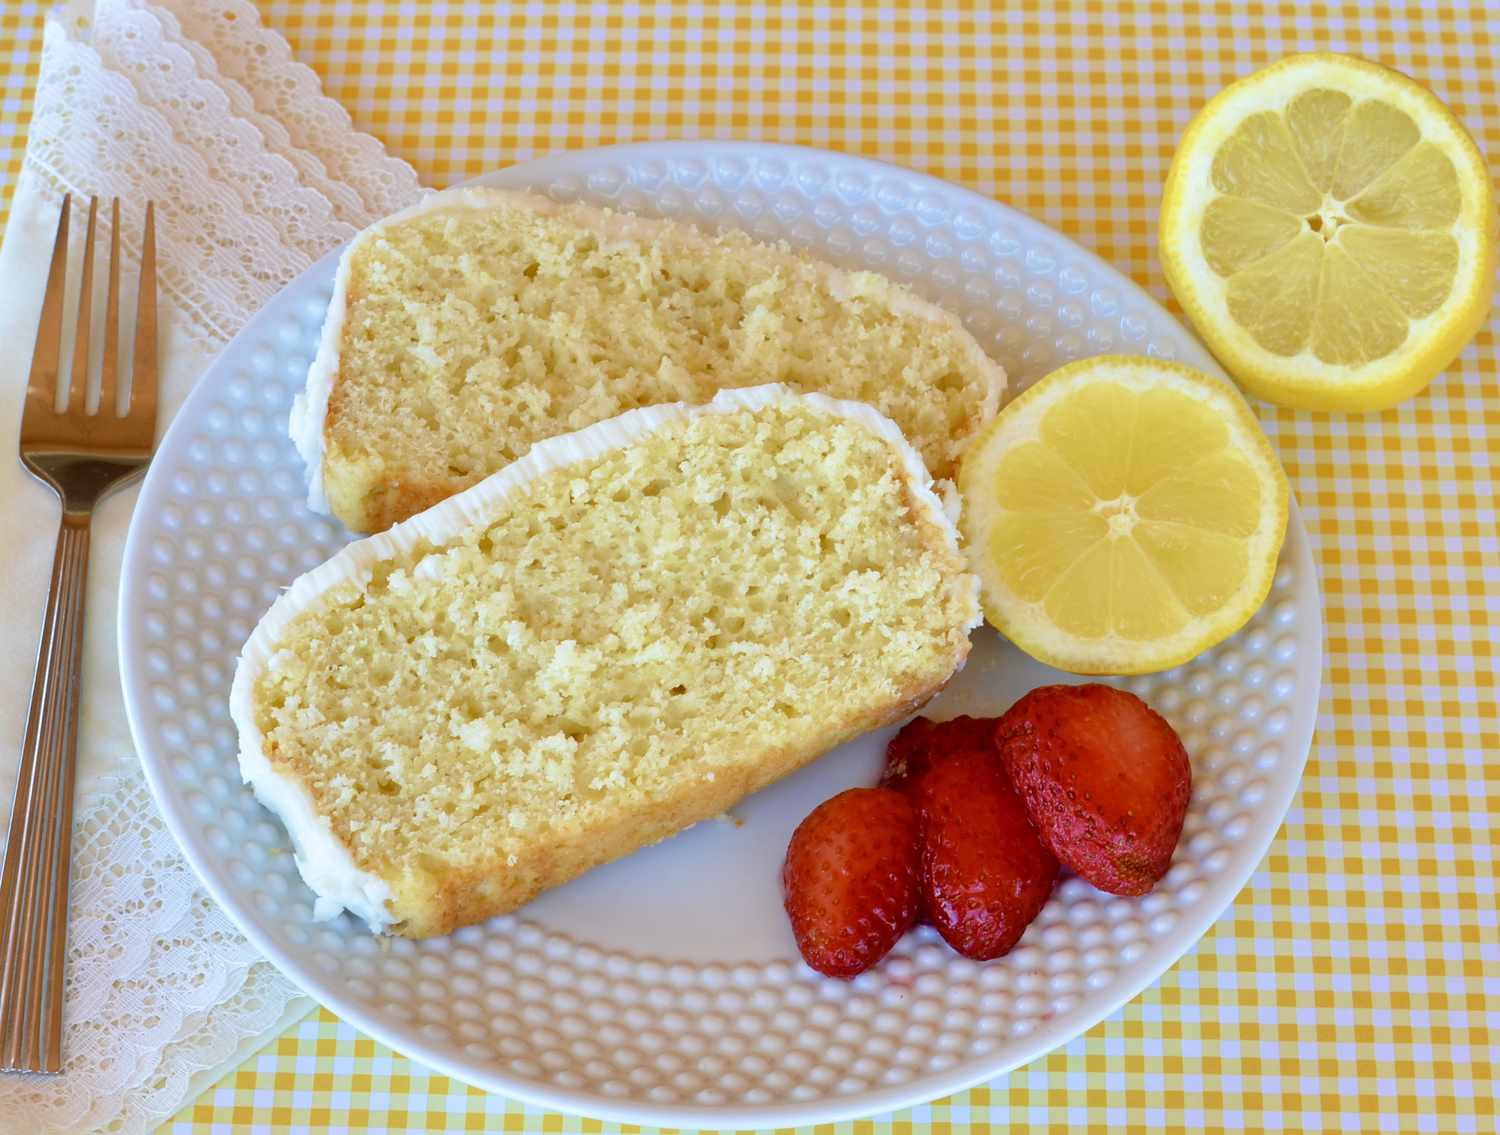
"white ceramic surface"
119,142,1322,1127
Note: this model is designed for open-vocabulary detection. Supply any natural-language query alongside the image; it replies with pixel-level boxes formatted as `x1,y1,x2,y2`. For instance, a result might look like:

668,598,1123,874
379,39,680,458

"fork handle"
0,512,90,1073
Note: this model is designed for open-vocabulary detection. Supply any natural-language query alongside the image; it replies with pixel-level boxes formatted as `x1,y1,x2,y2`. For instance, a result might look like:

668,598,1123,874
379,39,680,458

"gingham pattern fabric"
1,2,1496,1132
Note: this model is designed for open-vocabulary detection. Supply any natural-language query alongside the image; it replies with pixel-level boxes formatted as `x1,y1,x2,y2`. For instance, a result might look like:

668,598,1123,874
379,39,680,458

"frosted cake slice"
293,186,1005,532
235,386,981,937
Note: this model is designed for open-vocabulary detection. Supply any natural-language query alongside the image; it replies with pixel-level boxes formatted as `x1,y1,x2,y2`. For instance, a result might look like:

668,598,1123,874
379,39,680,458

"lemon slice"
1160,53,1495,411
959,356,1289,675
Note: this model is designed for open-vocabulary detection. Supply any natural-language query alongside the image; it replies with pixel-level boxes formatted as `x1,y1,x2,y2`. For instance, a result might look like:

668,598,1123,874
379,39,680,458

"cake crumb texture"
255,400,977,936
322,192,1003,531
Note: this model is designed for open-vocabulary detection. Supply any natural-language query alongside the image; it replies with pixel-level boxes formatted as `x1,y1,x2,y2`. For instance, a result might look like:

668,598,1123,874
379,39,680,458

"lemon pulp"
1161,54,1494,410
959,356,1289,674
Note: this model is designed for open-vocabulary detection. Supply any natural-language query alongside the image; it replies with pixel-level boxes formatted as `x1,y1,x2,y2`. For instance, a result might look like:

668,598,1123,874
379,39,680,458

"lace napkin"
0,3,422,1130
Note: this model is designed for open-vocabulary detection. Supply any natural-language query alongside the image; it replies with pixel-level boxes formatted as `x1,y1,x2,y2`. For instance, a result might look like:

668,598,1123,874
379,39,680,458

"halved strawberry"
905,744,1059,959
782,787,922,978
880,715,1001,790
996,683,1192,896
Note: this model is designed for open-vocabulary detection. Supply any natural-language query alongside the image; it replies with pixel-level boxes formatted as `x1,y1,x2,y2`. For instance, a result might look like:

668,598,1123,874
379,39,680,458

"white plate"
119,142,1322,1127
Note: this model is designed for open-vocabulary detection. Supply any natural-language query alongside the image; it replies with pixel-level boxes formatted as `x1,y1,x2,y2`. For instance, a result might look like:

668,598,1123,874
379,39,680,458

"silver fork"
0,195,157,1073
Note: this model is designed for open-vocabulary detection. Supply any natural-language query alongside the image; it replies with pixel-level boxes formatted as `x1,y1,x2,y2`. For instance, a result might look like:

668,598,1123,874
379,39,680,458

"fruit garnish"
902,733,1058,960
958,355,1289,675
781,787,922,978
880,714,1001,791
996,683,1191,896
1160,52,1495,411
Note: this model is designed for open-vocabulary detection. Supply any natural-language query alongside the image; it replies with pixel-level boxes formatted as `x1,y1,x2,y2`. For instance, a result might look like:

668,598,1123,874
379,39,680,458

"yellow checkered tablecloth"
2,1,1497,1131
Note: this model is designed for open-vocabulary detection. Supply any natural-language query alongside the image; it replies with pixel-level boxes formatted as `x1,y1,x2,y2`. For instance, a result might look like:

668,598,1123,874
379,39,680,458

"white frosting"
237,384,980,933
231,714,397,927
287,241,352,514
290,184,1007,515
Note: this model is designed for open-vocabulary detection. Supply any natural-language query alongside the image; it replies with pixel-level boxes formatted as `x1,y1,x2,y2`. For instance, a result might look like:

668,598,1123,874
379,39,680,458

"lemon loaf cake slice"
292,186,1005,532
236,386,981,937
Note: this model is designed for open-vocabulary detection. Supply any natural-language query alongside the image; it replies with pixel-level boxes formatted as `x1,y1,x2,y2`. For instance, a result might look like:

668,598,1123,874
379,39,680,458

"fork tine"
128,201,157,425
99,199,121,417
67,198,98,416
25,194,71,419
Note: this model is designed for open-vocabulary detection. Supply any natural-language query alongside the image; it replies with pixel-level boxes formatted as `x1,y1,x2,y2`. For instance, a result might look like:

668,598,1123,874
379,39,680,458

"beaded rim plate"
119,142,1321,1127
